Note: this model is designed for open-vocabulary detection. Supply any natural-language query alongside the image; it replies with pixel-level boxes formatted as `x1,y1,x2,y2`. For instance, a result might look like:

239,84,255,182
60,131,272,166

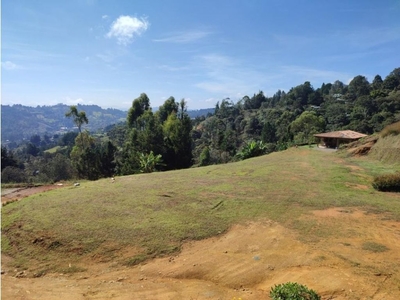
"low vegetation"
362,241,390,253
236,140,267,160
270,282,321,300
372,172,400,192
2,147,400,276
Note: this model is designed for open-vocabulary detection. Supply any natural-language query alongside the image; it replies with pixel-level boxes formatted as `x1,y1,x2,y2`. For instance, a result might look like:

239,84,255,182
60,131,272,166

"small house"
314,130,367,149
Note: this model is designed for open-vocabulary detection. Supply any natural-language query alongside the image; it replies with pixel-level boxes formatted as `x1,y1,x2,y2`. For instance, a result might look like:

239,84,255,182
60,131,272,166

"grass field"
2,147,400,275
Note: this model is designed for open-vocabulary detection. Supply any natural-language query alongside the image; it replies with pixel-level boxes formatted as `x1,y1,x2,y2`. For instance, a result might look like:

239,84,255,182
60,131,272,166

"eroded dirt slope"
2,207,400,300
1,184,66,205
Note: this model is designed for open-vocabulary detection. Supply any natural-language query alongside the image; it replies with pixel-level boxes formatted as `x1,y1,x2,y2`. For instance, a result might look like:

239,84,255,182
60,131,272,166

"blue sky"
2,0,400,110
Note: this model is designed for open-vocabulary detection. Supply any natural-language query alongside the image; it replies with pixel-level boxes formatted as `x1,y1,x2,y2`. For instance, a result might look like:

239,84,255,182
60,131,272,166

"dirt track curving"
1,184,66,205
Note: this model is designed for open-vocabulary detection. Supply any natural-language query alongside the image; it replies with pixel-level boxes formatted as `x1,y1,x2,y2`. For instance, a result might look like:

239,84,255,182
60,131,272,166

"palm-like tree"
236,140,267,160
65,106,88,133
138,151,164,173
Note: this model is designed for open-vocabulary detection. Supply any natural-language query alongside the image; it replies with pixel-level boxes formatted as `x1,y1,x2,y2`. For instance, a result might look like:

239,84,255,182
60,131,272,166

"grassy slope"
369,134,400,165
2,147,400,273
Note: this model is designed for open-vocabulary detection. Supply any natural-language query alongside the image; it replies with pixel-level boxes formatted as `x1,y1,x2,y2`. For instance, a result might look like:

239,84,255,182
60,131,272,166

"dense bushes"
270,282,321,300
372,172,400,192
1,166,27,183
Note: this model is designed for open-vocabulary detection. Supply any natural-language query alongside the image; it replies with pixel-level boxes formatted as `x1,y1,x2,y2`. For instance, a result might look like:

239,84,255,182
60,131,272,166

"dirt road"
1,184,66,205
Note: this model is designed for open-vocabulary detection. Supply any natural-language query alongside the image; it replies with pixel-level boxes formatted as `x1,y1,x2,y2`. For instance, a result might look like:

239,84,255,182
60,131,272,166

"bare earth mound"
3,208,400,299
1,184,67,205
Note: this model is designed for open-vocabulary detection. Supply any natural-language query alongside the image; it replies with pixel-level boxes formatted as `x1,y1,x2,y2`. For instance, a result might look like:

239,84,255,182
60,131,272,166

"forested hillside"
1,104,127,142
1,104,214,144
1,68,399,184
191,68,400,165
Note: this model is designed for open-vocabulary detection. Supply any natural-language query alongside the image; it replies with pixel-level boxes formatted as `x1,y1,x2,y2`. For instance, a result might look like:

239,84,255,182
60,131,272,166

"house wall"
319,138,355,148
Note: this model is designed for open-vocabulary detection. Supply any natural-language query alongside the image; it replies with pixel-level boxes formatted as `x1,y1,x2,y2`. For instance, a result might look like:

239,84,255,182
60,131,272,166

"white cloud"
153,30,211,43
2,61,19,70
106,15,149,45
64,97,86,106
102,15,109,20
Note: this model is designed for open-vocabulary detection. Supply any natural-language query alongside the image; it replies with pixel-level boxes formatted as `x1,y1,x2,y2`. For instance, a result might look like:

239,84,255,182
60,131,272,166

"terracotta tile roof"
313,130,367,139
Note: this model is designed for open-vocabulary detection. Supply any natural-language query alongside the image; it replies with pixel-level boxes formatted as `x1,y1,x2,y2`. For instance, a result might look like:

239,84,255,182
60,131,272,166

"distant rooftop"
314,130,367,140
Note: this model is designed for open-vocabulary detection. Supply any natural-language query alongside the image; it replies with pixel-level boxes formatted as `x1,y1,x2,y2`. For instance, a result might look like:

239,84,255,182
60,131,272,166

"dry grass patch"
380,120,400,138
362,241,389,253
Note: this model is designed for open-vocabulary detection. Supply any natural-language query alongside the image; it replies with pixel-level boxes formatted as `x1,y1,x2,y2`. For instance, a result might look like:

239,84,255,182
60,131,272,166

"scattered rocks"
33,271,46,278
32,237,44,244
15,271,27,278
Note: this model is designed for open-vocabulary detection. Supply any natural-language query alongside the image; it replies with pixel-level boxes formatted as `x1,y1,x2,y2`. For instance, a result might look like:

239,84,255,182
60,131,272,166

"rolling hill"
1,104,127,143
1,104,214,144
2,146,400,299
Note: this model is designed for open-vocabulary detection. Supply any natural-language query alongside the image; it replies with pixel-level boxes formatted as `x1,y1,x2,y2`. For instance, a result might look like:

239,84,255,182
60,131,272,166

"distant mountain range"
1,104,214,143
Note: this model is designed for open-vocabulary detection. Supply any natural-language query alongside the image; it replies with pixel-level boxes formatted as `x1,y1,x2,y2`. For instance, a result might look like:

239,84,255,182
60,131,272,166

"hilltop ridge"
1,104,127,142
1,104,214,143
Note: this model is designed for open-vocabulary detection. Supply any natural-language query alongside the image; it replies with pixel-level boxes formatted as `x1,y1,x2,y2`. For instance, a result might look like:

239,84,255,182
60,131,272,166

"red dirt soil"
2,188,400,299
1,184,67,205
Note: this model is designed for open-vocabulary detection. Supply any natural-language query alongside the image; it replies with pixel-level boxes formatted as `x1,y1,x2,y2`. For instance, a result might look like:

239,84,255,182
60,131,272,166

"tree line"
191,68,400,165
1,94,193,182
2,67,400,183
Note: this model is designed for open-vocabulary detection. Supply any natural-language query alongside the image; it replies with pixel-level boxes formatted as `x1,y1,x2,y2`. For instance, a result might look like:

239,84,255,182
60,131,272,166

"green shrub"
56,265,87,274
236,140,267,160
270,282,321,300
372,172,400,192
1,166,27,183
199,146,211,166
124,254,148,266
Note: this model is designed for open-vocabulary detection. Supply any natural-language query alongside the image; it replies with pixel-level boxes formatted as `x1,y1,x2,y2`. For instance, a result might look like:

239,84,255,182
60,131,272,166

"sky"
2,0,400,111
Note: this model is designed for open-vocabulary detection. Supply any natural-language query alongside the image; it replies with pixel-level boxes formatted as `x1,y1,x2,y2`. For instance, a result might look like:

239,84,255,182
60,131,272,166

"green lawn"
2,147,399,273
